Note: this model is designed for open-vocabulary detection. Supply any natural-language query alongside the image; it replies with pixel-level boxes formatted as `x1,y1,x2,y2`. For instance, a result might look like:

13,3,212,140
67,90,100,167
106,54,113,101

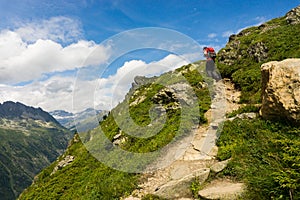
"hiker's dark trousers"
205,60,220,81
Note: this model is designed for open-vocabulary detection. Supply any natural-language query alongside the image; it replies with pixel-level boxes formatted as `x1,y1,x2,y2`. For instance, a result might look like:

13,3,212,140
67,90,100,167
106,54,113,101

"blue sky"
0,0,299,112
1,1,299,44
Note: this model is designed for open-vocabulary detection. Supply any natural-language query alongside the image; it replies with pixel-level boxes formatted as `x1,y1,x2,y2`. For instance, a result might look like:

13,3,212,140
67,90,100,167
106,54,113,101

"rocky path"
125,78,242,200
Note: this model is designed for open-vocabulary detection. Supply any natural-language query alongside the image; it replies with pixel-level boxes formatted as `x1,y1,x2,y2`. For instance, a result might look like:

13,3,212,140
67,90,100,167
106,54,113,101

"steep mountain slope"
19,61,212,199
217,5,300,103
0,101,72,200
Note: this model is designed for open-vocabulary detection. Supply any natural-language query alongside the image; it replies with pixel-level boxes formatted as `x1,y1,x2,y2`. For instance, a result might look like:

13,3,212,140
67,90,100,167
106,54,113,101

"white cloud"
0,76,75,112
0,30,110,84
0,17,193,113
94,54,188,110
208,33,217,38
15,16,83,43
235,16,268,34
0,54,188,112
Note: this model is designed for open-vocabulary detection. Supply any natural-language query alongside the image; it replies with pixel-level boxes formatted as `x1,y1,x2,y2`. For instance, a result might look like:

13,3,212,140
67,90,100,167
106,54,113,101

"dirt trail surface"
124,78,242,200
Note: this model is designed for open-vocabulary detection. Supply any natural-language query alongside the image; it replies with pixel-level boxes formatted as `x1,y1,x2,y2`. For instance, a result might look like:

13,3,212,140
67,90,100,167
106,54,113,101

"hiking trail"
124,76,242,200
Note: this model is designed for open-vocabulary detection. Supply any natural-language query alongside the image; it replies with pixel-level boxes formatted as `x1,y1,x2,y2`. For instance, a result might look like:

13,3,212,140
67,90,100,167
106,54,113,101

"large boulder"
260,59,300,123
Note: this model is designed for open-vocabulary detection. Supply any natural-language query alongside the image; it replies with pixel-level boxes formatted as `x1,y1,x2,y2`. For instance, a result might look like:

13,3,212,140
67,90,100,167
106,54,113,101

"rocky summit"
217,4,300,103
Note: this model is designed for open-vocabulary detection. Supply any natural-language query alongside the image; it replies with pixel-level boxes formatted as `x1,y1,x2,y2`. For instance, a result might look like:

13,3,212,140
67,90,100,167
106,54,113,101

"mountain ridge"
0,101,60,126
0,101,72,200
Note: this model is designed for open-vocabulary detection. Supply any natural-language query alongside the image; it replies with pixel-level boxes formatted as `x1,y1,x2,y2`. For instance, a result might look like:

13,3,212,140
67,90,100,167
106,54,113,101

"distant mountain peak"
50,108,107,131
0,101,60,125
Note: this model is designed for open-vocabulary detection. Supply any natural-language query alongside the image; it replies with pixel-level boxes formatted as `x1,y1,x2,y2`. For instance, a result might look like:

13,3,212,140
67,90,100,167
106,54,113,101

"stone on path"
198,179,244,200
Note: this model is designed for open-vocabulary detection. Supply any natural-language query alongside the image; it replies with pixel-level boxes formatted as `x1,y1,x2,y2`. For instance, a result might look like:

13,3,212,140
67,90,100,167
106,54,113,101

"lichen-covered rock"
152,83,196,109
51,155,75,175
198,179,244,200
260,59,300,123
286,5,300,24
210,159,231,173
154,168,210,199
217,39,241,66
247,42,268,62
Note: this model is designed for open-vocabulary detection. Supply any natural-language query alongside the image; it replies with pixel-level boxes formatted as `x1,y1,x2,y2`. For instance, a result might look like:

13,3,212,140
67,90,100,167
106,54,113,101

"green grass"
98,63,210,156
19,134,138,200
217,16,300,103
216,117,300,199
0,123,71,200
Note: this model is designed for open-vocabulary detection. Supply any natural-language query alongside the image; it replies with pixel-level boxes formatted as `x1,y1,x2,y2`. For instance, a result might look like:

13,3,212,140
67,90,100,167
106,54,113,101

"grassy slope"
214,13,300,199
19,134,138,200
217,16,300,103
19,62,211,200
0,122,71,200
216,116,300,199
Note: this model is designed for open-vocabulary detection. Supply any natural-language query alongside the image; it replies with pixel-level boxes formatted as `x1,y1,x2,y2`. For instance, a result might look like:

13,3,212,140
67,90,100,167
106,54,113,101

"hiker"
203,47,220,81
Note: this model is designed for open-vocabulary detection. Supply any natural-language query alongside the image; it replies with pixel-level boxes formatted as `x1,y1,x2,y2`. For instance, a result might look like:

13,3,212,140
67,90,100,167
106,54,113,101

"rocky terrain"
125,77,244,199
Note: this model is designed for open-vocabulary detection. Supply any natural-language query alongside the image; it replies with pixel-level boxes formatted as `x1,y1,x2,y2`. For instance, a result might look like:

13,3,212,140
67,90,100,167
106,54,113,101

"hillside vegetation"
216,117,300,199
19,62,212,199
0,102,72,200
217,7,300,103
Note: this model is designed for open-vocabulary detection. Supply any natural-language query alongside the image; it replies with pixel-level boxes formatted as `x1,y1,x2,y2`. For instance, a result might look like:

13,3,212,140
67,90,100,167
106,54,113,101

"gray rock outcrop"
286,5,300,24
51,155,75,175
247,42,268,62
154,168,210,199
210,159,231,173
260,59,300,123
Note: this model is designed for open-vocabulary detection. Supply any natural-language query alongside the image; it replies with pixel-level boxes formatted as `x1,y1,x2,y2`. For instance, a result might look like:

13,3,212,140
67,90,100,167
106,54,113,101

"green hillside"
19,134,139,200
216,115,300,199
19,61,211,200
0,102,72,200
217,6,300,103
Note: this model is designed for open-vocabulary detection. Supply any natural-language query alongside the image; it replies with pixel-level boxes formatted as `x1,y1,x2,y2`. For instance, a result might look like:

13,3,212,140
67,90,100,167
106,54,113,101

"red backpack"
206,47,216,58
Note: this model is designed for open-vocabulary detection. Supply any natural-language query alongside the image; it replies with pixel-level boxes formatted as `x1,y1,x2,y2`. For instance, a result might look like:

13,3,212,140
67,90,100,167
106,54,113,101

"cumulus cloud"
1,54,188,112
0,76,75,111
0,17,192,113
0,30,110,84
15,16,83,44
92,54,188,111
